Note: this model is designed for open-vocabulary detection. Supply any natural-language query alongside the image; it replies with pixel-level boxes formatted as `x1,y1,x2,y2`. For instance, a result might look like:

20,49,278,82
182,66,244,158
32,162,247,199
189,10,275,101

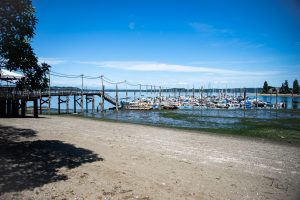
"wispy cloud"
38,57,66,65
189,22,232,34
208,39,264,49
189,23,264,49
128,22,135,30
191,59,272,65
79,61,280,77
228,38,264,49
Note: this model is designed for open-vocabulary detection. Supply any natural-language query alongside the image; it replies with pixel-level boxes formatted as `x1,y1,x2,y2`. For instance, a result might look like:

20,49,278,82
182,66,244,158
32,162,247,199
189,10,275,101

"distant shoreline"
259,93,300,97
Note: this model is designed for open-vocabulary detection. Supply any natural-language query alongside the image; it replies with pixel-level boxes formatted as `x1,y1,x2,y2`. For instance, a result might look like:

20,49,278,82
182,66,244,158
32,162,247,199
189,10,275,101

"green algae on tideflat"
159,111,300,144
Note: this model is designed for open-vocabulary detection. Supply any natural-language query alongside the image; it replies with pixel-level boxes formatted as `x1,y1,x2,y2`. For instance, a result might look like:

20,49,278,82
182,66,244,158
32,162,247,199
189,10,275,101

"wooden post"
139,84,141,99
275,90,278,110
125,82,128,103
12,99,19,117
66,95,69,114
74,95,77,113
159,86,162,106
48,70,51,114
86,95,88,113
243,88,246,110
201,86,203,102
21,99,26,117
58,96,61,114
116,84,119,111
81,74,84,113
39,98,42,114
256,87,258,110
33,99,38,118
92,95,95,113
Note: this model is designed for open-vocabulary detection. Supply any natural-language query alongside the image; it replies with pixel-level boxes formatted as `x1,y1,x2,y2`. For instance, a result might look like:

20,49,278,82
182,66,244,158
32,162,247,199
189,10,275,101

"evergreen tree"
279,83,285,94
0,0,50,91
293,79,299,94
262,81,269,93
284,80,290,93
279,80,290,94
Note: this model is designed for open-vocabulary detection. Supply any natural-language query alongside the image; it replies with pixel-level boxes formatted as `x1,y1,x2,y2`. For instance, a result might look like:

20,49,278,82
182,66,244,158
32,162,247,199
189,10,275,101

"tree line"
262,79,299,94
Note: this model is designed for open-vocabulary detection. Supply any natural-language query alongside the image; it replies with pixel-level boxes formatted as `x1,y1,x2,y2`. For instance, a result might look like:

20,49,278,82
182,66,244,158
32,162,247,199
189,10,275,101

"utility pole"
201,86,203,102
125,80,128,103
159,86,162,107
81,74,84,113
48,70,51,114
101,75,104,112
256,87,258,110
139,84,142,99
115,84,119,111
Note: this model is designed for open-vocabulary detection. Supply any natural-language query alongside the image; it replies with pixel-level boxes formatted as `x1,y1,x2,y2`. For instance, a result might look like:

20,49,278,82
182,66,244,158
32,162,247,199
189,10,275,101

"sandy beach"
1,115,300,200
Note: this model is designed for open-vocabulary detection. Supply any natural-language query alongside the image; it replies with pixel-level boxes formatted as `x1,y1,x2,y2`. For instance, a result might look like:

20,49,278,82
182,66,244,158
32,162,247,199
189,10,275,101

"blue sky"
32,0,300,89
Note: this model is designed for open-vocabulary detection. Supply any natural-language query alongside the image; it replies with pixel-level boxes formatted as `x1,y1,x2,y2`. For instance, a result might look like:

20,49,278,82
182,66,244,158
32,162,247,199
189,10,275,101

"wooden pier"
0,87,118,117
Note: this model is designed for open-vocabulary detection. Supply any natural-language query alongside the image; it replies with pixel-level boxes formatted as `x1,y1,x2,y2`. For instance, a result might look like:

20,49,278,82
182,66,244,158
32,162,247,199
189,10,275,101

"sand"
1,115,300,200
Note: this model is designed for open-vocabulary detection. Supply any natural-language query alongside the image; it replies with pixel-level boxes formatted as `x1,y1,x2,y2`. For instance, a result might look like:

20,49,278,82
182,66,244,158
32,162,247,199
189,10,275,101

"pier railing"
0,88,101,98
0,87,119,106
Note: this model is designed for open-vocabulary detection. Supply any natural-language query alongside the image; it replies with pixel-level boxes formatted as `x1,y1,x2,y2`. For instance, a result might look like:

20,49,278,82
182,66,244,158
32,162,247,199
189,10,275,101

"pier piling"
66,95,69,113
92,96,95,113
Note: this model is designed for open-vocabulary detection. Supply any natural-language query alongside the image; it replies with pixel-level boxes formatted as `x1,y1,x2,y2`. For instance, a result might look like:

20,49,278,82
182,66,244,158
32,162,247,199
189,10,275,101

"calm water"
32,91,300,130
80,109,300,130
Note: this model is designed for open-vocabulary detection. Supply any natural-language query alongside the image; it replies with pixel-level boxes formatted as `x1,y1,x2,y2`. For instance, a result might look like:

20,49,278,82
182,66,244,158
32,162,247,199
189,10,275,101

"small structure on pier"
0,68,39,117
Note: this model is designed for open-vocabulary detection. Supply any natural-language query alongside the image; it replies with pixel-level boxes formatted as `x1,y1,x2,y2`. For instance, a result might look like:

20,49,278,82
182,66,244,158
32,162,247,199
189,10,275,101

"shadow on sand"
0,125,103,194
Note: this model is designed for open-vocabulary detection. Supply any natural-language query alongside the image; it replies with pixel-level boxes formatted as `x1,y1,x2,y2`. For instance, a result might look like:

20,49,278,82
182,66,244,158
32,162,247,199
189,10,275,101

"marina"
2,87,299,117
2,69,299,117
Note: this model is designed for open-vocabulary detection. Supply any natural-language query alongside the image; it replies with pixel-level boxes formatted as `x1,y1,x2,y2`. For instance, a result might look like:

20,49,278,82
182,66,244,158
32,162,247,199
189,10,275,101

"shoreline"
259,93,300,97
